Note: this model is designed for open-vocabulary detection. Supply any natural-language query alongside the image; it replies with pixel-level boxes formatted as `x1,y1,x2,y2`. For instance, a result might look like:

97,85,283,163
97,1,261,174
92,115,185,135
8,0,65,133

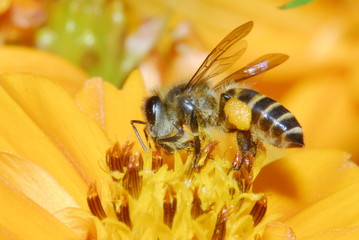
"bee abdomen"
226,88,304,148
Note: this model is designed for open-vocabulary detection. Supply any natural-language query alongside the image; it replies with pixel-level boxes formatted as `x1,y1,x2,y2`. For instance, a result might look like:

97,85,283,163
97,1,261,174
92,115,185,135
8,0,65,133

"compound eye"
145,96,162,126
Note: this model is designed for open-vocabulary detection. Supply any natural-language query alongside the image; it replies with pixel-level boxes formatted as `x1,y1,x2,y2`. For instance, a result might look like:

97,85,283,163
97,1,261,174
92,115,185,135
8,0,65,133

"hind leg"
236,130,257,156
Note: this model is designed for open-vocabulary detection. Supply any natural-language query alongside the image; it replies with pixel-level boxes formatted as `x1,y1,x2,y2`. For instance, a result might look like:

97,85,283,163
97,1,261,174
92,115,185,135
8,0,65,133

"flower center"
87,141,269,239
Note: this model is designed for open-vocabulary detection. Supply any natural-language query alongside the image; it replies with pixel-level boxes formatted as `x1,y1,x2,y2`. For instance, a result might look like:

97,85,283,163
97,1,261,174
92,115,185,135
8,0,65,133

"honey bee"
132,21,304,164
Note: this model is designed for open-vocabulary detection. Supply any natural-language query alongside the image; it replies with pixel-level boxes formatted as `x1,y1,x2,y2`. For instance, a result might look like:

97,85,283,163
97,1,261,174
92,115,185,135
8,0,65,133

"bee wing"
213,53,289,90
184,21,254,90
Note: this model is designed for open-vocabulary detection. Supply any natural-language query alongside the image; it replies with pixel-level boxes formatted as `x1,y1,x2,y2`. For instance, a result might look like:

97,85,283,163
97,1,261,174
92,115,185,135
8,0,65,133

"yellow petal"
0,151,79,213
0,74,88,207
76,70,147,148
0,46,89,95
54,208,95,239
75,77,106,129
254,149,359,218
0,73,111,185
296,226,359,240
0,179,81,240
287,183,359,239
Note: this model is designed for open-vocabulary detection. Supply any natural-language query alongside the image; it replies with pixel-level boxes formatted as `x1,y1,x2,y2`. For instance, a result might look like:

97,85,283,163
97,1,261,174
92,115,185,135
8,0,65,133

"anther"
191,187,203,219
163,185,177,228
87,183,107,220
211,206,231,240
114,193,133,229
106,141,135,174
122,153,143,199
250,196,268,226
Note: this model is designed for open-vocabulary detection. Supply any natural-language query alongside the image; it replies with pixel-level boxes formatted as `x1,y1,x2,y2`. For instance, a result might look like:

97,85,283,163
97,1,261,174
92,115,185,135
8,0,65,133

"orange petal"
0,46,89,95
0,151,79,213
75,70,147,148
0,179,82,240
0,73,111,185
254,149,359,218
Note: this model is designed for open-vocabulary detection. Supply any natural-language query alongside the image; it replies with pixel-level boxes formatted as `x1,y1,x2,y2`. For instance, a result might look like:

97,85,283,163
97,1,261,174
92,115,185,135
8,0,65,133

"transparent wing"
184,21,254,90
213,53,289,90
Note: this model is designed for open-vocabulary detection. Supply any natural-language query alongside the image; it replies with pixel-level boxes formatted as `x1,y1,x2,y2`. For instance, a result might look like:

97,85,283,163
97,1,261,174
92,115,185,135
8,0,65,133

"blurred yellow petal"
76,70,147,147
0,73,111,185
0,0,11,14
282,78,359,161
0,46,89,95
0,179,81,240
255,149,359,217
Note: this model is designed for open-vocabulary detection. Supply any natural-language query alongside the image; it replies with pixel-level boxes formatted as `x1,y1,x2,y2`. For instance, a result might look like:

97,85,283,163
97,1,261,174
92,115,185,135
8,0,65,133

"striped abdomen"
225,88,304,148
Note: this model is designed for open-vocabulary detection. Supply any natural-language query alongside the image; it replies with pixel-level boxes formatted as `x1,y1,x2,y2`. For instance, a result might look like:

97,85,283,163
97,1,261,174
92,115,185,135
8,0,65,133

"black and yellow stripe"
225,88,304,148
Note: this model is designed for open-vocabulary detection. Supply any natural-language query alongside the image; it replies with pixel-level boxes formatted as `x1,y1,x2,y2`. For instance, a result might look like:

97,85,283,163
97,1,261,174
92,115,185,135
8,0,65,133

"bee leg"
189,110,201,168
131,120,148,151
236,130,256,156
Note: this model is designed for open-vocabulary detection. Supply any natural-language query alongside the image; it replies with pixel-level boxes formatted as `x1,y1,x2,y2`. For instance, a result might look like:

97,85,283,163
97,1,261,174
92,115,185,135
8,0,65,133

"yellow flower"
0,71,267,239
1,45,359,238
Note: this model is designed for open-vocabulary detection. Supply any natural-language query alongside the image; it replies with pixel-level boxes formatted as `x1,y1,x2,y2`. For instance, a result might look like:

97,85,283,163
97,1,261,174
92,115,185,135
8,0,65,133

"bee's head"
145,96,164,129
145,95,177,139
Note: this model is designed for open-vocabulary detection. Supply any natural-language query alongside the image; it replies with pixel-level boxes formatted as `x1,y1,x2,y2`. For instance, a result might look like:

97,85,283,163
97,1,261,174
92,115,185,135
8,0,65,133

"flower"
1,1,359,237
0,52,359,238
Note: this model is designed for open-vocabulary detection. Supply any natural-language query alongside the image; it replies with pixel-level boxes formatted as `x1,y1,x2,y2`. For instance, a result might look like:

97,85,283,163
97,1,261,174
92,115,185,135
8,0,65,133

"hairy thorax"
164,83,219,128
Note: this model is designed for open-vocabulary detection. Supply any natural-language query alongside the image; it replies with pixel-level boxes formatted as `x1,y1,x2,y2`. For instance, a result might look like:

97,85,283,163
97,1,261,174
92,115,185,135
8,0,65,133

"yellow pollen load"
224,98,252,131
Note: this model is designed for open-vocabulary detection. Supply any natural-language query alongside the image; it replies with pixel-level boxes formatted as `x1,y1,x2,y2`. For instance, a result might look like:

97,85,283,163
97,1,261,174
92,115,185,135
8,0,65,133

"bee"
131,21,304,164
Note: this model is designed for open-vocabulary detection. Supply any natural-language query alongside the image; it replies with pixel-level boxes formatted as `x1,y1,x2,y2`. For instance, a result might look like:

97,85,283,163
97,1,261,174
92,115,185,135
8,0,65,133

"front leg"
189,110,201,168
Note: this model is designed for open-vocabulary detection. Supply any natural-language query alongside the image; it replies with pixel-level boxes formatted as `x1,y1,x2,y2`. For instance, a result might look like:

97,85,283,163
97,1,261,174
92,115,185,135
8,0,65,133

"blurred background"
1,0,358,161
